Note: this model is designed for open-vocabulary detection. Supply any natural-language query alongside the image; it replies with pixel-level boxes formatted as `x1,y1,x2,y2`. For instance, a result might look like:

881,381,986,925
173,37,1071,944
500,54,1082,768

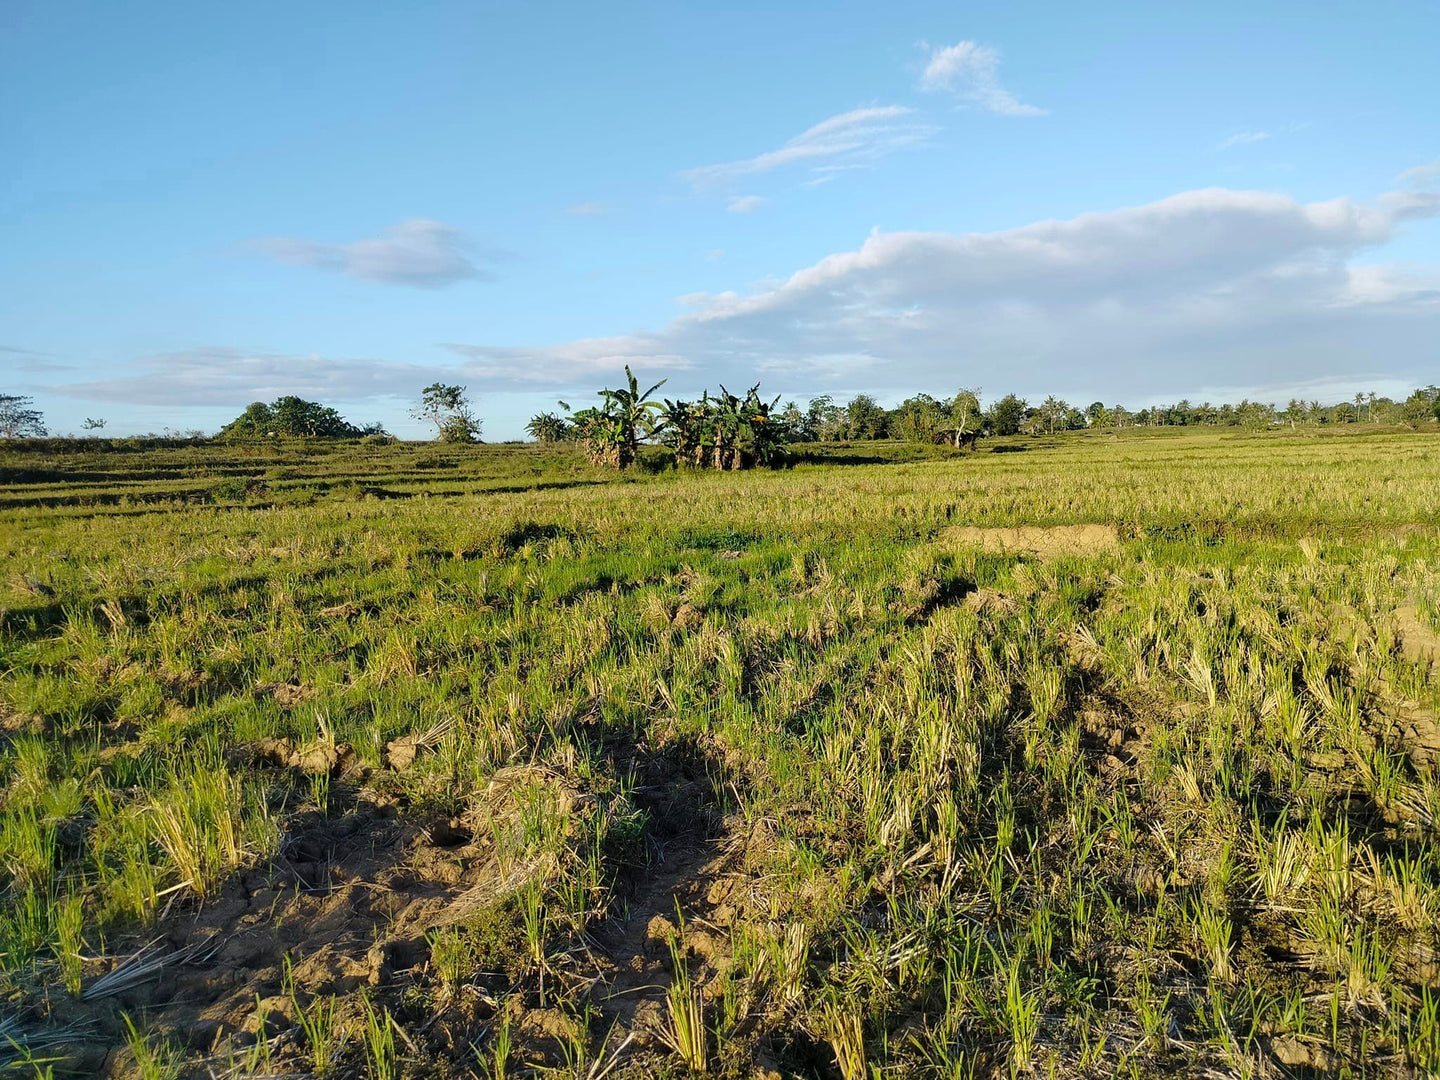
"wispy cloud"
1215,130,1271,151
1383,156,1440,220
916,40,1046,117
1399,157,1440,188
0,345,69,373
727,195,766,214
52,348,450,406
441,338,688,386
251,219,495,288
680,106,935,190
565,201,609,217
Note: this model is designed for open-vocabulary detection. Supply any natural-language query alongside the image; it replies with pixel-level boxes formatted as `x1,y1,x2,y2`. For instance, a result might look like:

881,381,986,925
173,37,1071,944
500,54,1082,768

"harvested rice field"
2,427,1439,1078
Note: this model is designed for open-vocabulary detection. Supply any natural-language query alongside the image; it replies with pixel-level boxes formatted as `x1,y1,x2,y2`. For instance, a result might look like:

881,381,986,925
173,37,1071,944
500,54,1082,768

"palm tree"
1040,395,1067,434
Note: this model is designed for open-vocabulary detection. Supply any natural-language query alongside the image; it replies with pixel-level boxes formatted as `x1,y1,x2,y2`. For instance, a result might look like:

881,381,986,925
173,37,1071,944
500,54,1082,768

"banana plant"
561,367,666,468
657,383,787,470
659,395,710,467
525,411,570,443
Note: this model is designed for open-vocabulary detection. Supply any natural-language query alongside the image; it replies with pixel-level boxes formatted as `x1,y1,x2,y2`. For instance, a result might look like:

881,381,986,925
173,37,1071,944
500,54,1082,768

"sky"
2,0,1438,439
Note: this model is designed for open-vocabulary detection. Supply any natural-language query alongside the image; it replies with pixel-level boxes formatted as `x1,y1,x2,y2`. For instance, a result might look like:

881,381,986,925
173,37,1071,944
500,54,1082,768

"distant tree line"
529,381,1440,460
1070,388,1440,432
767,386,1440,440
3,381,1438,445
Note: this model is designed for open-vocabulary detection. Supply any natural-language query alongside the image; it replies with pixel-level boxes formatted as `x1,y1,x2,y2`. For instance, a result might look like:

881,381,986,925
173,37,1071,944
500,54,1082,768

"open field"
2,428,1439,1078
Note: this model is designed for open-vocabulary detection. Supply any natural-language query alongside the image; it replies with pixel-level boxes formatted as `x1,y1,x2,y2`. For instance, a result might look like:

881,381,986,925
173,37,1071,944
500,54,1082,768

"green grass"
1,428,1438,1077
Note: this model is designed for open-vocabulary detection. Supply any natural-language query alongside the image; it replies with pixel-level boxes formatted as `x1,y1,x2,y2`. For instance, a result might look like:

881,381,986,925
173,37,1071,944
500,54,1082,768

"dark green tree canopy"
987,394,1028,437
220,396,365,438
842,394,887,440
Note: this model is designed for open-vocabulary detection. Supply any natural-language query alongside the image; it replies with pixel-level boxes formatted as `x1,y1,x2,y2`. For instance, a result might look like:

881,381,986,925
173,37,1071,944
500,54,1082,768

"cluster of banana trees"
558,369,789,470
560,368,666,468
524,411,570,443
659,385,787,470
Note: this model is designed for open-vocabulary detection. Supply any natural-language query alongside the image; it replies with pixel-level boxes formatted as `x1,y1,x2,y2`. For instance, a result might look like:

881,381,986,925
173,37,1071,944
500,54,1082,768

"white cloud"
1341,264,1440,305
727,195,766,214
566,201,609,217
916,40,1046,117
442,337,688,386
680,106,936,189
1216,130,1271,151
69,172,1440,414
1399,158,1440,188
252,219,493,288
442,184,1440,399
52,348,451,406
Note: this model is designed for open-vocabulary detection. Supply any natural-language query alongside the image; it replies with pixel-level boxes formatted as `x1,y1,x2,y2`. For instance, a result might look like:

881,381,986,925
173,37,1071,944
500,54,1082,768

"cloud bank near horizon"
440,183,1440,396
56,178,1440,415
52,348,449,408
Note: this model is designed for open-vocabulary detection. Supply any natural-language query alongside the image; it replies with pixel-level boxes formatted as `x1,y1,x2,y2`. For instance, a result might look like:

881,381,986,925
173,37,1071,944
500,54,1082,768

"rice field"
2,427,1439,1078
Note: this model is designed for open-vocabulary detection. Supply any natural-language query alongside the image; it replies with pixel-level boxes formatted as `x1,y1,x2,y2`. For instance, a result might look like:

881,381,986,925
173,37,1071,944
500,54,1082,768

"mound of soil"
38,743,749,1080
940,523,1120,560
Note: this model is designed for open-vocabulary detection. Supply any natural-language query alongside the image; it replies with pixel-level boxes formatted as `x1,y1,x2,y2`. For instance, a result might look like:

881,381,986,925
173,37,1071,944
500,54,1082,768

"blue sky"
3,1,1438,438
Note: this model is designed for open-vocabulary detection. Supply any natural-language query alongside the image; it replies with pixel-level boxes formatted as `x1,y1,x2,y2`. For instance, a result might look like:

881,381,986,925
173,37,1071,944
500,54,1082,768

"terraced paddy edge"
0,429,1438,1078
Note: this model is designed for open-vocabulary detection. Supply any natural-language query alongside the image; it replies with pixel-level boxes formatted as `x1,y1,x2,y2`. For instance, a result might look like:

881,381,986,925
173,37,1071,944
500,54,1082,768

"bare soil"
36,739,753,1078
940,524,1121,559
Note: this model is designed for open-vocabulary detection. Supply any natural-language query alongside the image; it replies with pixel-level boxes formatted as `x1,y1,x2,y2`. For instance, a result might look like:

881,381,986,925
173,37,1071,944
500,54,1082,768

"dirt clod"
254,736,349,775
1394,605,1440,669
1393,701,1440,769
672,602,703,630
386,735,420,769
